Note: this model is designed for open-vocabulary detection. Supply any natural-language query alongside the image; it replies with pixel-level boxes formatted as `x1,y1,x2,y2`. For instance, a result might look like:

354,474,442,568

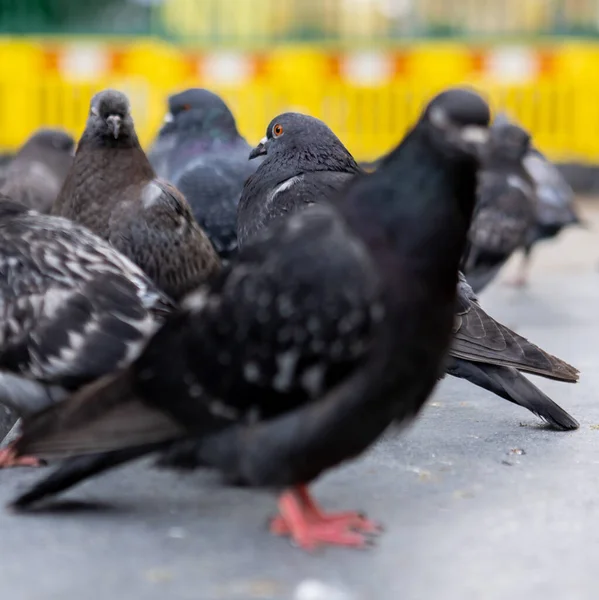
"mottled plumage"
0,195,173,400
53,89,220,300
0,193,175,468
1,129,75,214
463,121,536,292
148,89,260,259
13,90,489,550
237,113,360,247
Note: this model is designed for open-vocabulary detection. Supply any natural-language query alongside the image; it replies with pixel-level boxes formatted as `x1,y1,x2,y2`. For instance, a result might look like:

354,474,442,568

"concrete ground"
0,201,598,600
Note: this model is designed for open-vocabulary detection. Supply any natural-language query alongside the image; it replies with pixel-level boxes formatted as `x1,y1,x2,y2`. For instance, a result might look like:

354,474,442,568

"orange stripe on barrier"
43,49,60,74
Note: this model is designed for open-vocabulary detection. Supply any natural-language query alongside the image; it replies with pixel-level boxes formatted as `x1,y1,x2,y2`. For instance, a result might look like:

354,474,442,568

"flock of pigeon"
0,86,581,551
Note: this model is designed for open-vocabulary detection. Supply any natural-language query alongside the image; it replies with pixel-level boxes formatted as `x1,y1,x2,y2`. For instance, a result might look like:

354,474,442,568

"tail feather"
10,442,172,509
15,369,185,461
451,310,580,384
447,358,579,431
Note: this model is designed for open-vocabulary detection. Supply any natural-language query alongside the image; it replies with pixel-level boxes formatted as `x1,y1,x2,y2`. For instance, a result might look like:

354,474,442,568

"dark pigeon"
462,120,537,293
52,89,220,301
237,108,579,429
12,88,489,549
237,112,360,247
0,193,175,467
494,112,581,286
148,88,261,259
1,129,75,214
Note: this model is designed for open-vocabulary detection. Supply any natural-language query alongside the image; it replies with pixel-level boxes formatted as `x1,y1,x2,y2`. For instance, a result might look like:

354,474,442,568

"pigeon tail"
447,358,579,431
10,443,171,509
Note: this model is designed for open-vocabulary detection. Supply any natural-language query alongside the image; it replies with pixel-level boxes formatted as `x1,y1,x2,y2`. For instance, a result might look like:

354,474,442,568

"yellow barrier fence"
1,40,599,162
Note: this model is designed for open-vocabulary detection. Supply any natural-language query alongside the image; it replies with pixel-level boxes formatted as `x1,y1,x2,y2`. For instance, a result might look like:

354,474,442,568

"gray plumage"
492,112,581,286
523,146,581,239
237,112,360,247
0,194,174,417
0,153,13,187
52,89,220,301
463,120,537,292
148,88,260,259
449,272,579,429
1,129,75,214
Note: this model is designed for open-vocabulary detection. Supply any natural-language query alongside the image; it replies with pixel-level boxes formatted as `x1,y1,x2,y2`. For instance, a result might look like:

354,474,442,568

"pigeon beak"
163,112,174,124
249,137,268,160
106,115,122,139
459,126,490,158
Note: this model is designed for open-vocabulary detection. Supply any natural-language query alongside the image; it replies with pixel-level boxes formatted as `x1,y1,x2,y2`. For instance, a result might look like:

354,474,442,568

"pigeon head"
87,89,135,143
17,129,75,162
249,113,359,172
421,88,491,161
487,122,531,163
25,129,75,155
492,112,513,128
162,88,238,137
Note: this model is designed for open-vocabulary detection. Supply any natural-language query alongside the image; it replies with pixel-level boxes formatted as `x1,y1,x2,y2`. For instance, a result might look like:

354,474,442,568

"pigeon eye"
181,104,191,111
273,124,284,137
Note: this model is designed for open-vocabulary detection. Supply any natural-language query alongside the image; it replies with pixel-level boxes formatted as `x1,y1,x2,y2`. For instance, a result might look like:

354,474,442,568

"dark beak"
106,115,122,139
249,136,268,160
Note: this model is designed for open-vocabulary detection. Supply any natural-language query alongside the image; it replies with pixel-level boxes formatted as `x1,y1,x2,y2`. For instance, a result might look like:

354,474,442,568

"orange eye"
273,123,284,137
182,104,191,111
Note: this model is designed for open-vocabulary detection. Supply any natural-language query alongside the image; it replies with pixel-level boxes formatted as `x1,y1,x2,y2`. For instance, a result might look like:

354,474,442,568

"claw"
269,485,383,551
0,444,43,469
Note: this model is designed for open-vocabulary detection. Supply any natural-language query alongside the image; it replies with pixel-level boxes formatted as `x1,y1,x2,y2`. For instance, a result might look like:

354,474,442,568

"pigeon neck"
179,121,239,141
343,128,478,304
483,151,527,174
265,148,359,180
57,139,155,218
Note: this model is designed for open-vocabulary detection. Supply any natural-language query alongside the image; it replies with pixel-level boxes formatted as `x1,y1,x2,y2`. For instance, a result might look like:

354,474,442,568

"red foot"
0,444,43,468
269,485,382,551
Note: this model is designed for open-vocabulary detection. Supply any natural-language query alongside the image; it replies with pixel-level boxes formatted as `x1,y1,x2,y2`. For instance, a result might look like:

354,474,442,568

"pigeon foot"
0,444,43,468
270,484,382,550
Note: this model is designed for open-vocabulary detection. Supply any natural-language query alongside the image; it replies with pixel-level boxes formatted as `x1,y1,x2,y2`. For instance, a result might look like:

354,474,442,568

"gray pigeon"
148,88,261,259
1,129,75,214
53,89,220,301
238,109,579,429
493,112,581,286
0,193,175,467
237,112,360,247
462,120,537,293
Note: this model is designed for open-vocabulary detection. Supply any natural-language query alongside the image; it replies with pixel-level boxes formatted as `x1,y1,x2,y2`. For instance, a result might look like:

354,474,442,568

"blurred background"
2,0,599,165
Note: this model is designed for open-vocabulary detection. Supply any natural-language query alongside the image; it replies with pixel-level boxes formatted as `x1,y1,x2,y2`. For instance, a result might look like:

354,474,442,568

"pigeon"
1,129,75,214
148,88,261,259
236,108,579,429
462,120,537,293
237,112,360,248
52,89,220,301
11,88,489,549
0,193,175,467
493,112,581,287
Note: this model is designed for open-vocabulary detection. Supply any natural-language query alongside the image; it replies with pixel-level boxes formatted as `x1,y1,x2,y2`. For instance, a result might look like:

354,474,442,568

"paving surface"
0,201,598,600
